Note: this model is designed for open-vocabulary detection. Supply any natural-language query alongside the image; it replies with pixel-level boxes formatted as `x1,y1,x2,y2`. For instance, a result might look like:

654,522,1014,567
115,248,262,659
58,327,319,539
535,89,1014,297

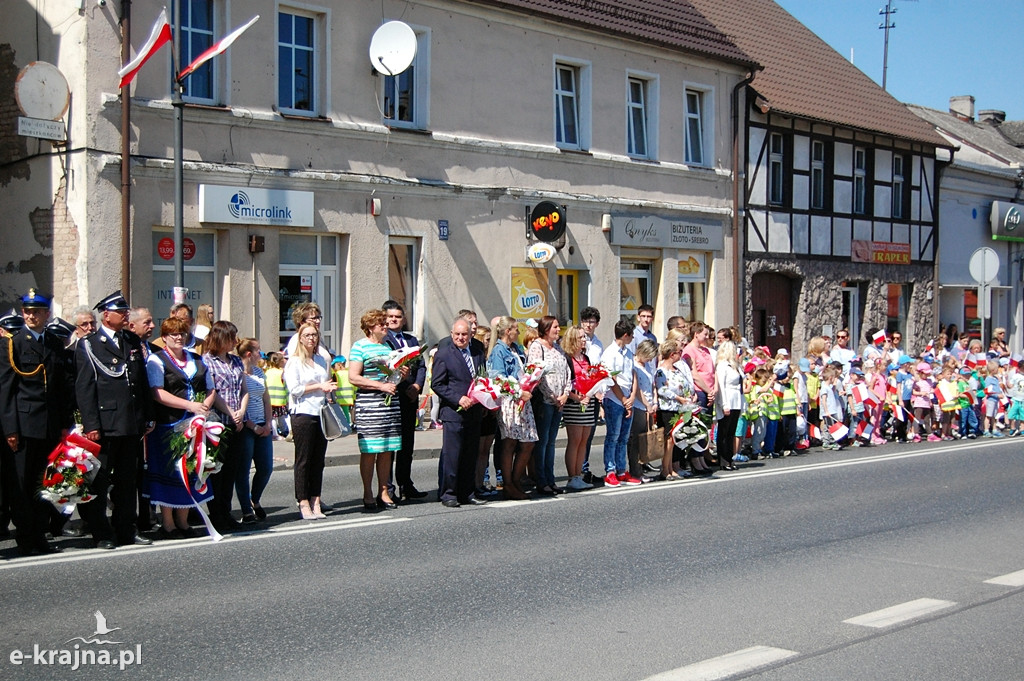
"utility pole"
878,1,897,90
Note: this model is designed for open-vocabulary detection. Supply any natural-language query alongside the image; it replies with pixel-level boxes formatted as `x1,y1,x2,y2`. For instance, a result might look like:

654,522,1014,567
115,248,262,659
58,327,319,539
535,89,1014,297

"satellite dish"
15,62,70,120
369,21,417,76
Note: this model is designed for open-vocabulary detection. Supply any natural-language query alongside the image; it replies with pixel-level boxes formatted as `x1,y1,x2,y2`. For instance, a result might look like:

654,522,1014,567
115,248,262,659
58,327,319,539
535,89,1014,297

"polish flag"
829,421,849,441
887,378,899,395
178,15,260,82
772,382,785,399
891,403,906,422
118,7,173,89
1011,354,1023,368
933,382,958,406
872,329,887,346
808,423,821,440
851,384,880,407
855,420,874,439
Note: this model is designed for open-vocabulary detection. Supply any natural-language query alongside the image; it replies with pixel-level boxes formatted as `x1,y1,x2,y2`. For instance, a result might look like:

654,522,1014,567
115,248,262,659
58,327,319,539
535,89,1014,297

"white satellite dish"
369,21,417,76
15,61,70,120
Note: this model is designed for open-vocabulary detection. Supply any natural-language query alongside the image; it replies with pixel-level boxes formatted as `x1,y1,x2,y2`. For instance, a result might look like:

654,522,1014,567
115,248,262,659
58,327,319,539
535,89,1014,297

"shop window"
388,238,419,329
383,26,430,129
280,233,337,350
677,252,707,321
151,230,216,322
619,261,652,324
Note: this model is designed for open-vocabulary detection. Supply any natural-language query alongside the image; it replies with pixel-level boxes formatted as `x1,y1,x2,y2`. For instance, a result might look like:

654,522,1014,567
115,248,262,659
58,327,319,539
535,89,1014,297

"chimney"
949,95,975,122
978,109,1006,126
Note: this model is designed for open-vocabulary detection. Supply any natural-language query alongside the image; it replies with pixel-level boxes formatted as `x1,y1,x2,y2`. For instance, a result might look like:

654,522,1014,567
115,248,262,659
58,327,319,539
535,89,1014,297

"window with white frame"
769,132,784,206
383,27,429,129
811,140,825,210
684,88,706,165
853,147,867,214
176,0,215,102
278,9,318,113
627,77,648,158
892,154,905,219
554,61,589,150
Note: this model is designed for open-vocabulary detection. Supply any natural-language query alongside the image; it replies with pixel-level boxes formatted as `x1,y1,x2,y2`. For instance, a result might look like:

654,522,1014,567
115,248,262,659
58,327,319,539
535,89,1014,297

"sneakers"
991,430,1006,438
604,472,620,487
618,473,643,486
565,476,594,491
732,453,750,463
926,434,942,442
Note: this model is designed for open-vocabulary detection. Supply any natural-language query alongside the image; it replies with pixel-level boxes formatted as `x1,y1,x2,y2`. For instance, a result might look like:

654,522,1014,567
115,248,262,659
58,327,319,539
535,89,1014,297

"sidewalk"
271,426,606,470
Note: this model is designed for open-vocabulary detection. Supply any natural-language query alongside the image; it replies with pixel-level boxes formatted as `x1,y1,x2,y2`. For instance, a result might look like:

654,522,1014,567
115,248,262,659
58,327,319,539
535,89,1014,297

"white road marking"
984,569,1024,587
641,646,799,680
843,598,956,628
0,516,409,571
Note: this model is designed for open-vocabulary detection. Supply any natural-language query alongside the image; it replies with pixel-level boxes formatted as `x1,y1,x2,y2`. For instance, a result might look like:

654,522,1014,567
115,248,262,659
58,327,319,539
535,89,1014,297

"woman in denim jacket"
487,316,538,500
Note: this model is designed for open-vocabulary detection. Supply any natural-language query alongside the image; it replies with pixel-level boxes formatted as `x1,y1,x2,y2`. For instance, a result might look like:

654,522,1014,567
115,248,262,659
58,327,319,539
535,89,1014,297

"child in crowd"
748,367,771,459
935,364,958,440
1005,369,1024,437
911,362,937,442
863,359,887,445
794,357,810,450
983,359,1005,437
846,366,869,445
331,355,355,422
264,351,290,440
818,364,845,450
957,366,980,439
776,360,798,456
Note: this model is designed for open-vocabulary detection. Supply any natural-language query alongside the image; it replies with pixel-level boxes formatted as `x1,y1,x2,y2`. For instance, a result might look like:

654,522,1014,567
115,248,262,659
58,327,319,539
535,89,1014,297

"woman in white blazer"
714,341,745,470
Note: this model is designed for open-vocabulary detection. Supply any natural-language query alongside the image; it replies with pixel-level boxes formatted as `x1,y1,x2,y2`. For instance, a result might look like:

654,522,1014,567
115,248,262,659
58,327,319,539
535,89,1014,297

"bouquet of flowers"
573,366,614,412
367,345,425,405
38,432,102,512
168,410,225,495
668,404,711,452
462,376,502,411
493,375,524,410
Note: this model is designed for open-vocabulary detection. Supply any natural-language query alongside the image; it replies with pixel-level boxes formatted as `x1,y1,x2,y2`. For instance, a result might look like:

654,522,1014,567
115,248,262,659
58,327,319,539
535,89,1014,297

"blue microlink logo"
228,191,293,221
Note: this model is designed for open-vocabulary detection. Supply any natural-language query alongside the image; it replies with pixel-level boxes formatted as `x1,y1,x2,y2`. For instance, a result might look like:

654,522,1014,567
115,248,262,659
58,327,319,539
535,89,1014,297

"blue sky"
776,0,1022,120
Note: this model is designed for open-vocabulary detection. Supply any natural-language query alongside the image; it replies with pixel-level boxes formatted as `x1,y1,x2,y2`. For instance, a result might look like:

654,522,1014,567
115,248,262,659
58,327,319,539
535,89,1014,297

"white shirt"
584,333,604,366
600,343,634,406
283,355,330,416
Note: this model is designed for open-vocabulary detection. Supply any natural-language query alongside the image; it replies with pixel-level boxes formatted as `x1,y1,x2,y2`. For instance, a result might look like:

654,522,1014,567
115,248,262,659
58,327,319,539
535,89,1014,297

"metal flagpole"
172,0,184,290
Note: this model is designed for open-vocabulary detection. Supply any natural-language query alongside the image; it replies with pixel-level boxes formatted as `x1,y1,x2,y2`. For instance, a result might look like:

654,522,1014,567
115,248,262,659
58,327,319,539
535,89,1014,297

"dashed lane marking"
641,646,799,681
843,598,956,628
984,569,1024,587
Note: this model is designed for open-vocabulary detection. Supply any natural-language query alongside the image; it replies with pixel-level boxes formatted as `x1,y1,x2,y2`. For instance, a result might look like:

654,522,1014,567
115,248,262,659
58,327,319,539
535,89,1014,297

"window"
892,154,905,219
853,147,867,214
684,89,705,165
151,230,216,324
383,27,429,129
619,261,652,324
811,140,826,210
678,253,706,321
279,233,338,350
626,77,649,158
278,10,316,113
769,132,784,206
555,64,580,148
388,238,419,329
176,0,215,101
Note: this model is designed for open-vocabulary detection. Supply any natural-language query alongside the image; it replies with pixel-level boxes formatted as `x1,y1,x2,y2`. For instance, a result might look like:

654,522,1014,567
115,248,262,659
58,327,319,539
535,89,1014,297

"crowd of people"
0,286,1015,556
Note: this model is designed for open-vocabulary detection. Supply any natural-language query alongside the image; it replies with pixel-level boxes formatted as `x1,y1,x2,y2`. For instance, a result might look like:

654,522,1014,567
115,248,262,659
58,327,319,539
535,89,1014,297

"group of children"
729,344,1024,458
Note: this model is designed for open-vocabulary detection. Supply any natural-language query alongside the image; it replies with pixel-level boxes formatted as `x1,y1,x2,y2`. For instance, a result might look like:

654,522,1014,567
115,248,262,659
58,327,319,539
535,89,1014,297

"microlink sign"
199,185,314,227
609,215,724,251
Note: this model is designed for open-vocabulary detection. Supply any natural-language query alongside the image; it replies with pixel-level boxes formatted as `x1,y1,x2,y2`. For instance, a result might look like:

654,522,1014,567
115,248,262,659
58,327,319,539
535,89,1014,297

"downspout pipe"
120,0,132,298
731,71,756,331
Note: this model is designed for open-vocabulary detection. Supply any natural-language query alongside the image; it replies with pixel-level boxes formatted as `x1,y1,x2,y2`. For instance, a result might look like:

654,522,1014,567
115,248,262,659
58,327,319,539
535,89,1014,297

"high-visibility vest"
762,389,781,420
806,373,820,402
266,368,288,408
780,385,798,416
334,366,354,406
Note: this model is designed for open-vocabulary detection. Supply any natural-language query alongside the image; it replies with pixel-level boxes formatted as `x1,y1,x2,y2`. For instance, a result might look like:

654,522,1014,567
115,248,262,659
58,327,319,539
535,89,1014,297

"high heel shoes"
376,496,397,510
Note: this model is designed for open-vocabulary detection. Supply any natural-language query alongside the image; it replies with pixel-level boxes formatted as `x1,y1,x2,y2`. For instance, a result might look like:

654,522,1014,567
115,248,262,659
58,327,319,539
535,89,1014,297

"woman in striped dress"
348,309,407,511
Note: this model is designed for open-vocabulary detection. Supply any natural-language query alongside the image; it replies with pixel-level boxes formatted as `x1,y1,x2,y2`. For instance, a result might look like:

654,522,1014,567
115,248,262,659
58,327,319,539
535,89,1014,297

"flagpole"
173,0,184,291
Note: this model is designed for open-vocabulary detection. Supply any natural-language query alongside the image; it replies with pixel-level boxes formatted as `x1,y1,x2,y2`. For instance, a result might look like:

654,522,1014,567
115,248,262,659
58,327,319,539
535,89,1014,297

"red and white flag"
851,384,880,407
933,382,958,406
772,382,785,399
855,420,874,439
178,15,260,82
118,7,173,89
891,403,906,422
829,421,849,441
924,339,934,355
808,423,821,440
872,329,887,346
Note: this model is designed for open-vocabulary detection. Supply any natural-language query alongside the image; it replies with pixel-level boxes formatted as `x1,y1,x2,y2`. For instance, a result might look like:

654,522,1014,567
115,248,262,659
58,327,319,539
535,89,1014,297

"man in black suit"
382,300,428,500
75,291,154,549
0,290,75,555
430,318,486,508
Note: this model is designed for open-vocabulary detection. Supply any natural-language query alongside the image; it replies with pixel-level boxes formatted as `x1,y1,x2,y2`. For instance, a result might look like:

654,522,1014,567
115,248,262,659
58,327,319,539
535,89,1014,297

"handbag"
630,420,665,464
319,399,351,440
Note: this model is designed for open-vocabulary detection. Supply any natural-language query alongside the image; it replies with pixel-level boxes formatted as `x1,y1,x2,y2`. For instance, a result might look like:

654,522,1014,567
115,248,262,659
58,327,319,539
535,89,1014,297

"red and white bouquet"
170,413,225,495
572,366,614,411
463,376,501,411
38,432,102,512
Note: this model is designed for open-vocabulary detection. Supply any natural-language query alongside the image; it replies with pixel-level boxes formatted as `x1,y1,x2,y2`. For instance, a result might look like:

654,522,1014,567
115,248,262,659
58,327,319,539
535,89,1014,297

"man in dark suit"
382,300,428,500
430,318,486,508
75,291,154,549
0,290,75,555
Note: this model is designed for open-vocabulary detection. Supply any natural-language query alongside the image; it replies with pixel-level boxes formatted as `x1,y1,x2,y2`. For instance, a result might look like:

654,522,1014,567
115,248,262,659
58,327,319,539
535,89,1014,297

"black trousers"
392,391,418,490
291,414,327,501
716,411,741,462
0,437,55,547
207,429,239,523
81,435,141,543
438,410,481,503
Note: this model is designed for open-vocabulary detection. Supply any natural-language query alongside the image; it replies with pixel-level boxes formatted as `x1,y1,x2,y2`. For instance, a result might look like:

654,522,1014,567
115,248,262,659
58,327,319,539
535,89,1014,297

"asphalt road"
2,438,1023,681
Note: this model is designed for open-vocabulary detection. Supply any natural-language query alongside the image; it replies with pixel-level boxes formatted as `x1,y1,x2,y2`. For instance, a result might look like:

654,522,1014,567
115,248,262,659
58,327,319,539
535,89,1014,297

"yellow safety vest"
266,368,288,408
334,366,354,406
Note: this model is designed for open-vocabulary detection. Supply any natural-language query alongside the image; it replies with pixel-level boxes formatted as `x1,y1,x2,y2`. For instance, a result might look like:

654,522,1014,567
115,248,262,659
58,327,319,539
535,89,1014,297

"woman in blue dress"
144,316,217,539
